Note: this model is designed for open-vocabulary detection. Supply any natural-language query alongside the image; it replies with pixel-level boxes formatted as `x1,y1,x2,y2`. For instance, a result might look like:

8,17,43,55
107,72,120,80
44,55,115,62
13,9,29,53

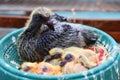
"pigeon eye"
33,14,42,21
64,54,74,61
52,52,62,59
42,66,47,72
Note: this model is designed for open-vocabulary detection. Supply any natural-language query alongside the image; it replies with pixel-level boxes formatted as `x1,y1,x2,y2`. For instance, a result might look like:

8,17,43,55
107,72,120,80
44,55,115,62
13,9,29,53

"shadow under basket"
0,25,120,80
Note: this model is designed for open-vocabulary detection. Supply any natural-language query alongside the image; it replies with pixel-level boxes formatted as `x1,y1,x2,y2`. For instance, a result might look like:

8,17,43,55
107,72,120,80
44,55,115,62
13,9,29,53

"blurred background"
0,0,120,43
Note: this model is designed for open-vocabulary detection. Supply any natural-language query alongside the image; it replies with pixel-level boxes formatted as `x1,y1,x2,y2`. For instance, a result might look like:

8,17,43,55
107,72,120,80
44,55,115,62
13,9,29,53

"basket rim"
0,25,119,79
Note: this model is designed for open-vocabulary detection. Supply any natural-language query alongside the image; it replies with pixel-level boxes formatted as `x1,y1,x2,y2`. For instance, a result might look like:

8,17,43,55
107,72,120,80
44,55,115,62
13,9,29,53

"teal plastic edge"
0,25,119,80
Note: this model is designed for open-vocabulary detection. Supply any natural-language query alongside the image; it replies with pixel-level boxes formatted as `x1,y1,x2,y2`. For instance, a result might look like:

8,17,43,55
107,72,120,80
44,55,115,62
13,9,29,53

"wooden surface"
0,15,27,28
0,15,120,43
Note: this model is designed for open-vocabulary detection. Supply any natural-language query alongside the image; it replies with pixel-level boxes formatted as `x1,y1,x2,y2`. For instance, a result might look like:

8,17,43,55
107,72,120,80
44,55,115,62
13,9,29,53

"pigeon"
17,7,98,62
17,7,68,62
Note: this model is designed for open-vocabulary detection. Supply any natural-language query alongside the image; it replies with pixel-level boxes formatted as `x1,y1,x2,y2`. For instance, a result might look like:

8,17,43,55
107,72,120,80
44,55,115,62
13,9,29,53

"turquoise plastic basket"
0,25,120,80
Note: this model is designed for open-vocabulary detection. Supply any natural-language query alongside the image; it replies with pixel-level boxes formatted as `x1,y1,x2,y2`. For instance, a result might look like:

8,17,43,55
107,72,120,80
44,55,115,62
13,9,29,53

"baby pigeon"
46,15,98,48
17,7,98,62
17,7,68,62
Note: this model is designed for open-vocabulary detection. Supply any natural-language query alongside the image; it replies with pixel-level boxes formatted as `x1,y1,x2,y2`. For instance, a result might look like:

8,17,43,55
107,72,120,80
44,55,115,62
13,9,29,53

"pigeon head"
81,29,98,46
26,7,54,30
31,7,52,23
32,13,49,23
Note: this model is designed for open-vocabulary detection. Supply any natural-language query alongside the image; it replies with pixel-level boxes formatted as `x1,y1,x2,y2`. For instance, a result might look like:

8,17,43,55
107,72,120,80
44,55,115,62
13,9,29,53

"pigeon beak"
90,34,99,43
47,20,55,31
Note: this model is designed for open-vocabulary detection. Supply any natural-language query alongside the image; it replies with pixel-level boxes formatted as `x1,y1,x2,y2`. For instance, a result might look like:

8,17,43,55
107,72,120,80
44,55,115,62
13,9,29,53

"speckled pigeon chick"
46,16,98,48
17,7,69,62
